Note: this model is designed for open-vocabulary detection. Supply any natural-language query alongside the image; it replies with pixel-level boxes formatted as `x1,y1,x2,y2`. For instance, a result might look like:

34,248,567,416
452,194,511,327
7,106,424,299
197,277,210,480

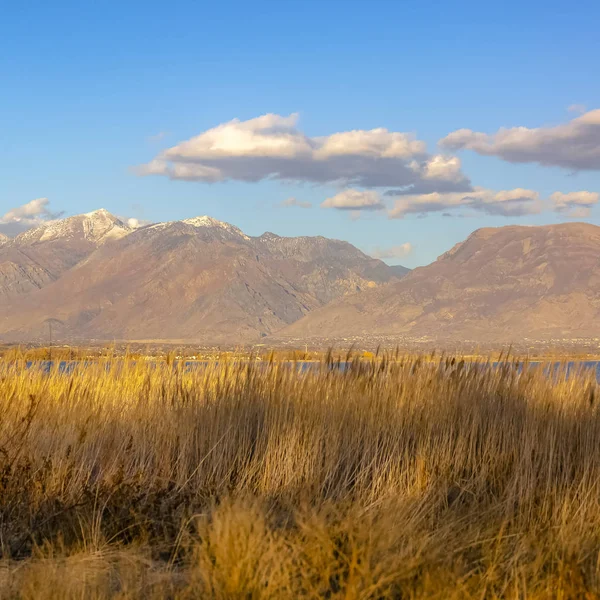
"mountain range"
0,211,597,345
279,222,600,343
0,210,403,343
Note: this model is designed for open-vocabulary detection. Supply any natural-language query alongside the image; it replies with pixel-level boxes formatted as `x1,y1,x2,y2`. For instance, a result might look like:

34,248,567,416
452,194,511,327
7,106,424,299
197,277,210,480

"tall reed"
0,354,599,598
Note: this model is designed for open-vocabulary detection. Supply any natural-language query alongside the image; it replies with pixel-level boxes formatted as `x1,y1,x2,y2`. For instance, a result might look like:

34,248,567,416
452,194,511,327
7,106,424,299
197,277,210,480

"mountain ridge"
7,210,594,346
0,209,407,342
278,221,600,343
0,210,133,303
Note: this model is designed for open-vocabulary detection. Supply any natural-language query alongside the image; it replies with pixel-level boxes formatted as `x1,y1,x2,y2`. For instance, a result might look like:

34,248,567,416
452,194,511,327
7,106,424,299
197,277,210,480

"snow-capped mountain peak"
14,209,132,245
181,215,250,239
148,215,250,239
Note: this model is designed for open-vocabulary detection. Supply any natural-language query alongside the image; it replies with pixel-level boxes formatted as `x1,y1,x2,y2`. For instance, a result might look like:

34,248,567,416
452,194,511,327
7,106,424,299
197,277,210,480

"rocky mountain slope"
0,210,131,303
279,222,600,343
0,211,404,342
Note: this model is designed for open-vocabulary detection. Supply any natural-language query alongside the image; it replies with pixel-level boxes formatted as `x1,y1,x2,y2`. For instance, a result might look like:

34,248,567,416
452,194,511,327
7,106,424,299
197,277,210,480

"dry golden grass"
0,352,599,598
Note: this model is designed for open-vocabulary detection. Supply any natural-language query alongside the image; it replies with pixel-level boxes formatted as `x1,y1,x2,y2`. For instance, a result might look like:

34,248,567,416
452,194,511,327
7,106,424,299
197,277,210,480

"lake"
15,359,600,381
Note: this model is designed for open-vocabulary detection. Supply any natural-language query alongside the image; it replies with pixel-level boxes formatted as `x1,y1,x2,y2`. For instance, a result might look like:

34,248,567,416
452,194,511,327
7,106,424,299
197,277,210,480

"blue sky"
1,0,599,267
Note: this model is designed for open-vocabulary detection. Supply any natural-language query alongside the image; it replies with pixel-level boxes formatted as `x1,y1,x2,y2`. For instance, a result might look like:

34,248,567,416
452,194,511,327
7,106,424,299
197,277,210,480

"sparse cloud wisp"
146,131,169,143
371,242,413,259
280,197,312,209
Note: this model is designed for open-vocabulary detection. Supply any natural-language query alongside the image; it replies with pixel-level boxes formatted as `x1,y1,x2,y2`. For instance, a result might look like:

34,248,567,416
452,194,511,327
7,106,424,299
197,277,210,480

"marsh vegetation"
0,352,599,598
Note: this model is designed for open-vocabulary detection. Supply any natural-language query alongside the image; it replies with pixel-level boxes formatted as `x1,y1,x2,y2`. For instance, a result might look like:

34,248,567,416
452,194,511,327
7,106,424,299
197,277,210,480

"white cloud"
419,155,465,182
0,198,63,235
321,189,385,211
2,198,54,223
389,188,543,219
136,113,472,192
279,197,312,209
550,191,599,218
568,104,586,114
314,128,426,159
371,243,413,259
117,216,152,229
440,109,600,170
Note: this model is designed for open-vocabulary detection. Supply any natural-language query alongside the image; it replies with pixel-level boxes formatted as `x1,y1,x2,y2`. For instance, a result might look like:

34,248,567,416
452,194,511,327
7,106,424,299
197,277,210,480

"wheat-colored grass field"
0,351,599,598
